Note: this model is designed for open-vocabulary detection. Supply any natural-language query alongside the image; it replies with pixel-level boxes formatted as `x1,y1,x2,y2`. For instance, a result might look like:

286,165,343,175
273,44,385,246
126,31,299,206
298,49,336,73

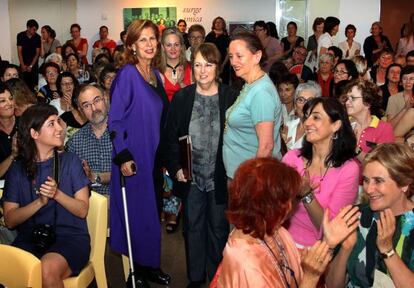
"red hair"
227,158,301,239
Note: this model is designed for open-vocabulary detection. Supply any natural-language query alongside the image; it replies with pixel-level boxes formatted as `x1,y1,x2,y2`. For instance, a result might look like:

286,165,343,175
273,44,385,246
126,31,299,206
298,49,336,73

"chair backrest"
87,191,108,264
0,244,42,287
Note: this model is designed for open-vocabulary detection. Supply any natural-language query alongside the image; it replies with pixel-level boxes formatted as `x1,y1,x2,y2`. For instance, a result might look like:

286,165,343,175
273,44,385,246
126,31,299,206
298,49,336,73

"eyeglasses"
334,69,348,75
104,74,116,81
295,96,315,104
81,96,104,110
402,76,414,82
345,96,363,102
46,71,58,77
61,82,74,87
4,73,18,79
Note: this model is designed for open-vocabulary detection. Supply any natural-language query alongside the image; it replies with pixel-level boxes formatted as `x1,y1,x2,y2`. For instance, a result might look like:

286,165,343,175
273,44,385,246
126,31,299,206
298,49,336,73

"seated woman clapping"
2,104,90,288
212,158,332,288
324,143,414,287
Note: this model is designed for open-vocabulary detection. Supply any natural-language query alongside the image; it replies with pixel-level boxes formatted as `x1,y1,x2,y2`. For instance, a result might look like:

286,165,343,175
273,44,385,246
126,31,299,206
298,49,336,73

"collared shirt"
66,123,112,195
351,115,395,154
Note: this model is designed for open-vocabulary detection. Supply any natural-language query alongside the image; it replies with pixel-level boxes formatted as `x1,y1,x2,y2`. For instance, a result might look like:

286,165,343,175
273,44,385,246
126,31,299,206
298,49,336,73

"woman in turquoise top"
323,143,414,287
223,30,282,179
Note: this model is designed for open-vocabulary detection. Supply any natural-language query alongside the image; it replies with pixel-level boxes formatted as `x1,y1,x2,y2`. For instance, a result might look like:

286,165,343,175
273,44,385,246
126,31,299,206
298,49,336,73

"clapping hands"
322,205,360,249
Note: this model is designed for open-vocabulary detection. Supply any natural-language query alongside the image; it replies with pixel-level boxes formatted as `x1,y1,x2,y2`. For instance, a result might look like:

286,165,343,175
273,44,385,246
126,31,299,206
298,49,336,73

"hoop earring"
332,132,338,140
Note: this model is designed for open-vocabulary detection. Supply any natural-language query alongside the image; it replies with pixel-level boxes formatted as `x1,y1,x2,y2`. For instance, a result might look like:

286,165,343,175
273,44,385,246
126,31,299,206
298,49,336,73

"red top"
316,72,333,97
93,39,117,50
164,63,192,102
67,38,89,65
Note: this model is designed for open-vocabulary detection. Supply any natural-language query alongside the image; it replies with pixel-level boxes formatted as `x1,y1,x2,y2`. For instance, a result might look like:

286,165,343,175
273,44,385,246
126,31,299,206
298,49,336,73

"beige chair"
64,191,108,288
0,244,42,287
0,191,108,288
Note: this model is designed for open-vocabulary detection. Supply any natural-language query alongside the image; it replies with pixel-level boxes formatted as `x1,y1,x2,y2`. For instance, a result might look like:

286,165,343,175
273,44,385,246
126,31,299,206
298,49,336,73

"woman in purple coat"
108,19,170,287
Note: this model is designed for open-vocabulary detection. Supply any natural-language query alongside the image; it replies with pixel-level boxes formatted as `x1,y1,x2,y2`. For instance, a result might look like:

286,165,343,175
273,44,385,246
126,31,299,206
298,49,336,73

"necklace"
166,63,180,80
136,63,156,87
224,73,265,133
261,232,298,288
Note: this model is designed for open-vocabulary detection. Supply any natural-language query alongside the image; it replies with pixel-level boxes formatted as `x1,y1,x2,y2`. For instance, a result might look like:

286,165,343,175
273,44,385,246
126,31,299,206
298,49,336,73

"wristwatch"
301,192,314,204
380,248,395,259
94,173,101,185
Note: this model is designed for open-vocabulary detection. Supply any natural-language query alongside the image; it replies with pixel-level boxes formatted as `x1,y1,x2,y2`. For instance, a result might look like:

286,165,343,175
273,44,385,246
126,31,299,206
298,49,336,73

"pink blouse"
282,149,359,247
215,227,303,288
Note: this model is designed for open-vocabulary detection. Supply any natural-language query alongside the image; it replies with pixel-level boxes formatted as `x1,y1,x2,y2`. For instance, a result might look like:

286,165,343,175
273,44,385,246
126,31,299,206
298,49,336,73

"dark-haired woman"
99,64,117,104
254,21,283,72
0,82,18,178
281,21,304,58
282,97,359,248
40,25,62,63
51,71,79,115
2,104,90,287
338,24,361,59
205,17,230,84
37,62,61,103
60,85,87,143
317,17,340,59
213,158,332,287
66,23,89,65
379,63,403,112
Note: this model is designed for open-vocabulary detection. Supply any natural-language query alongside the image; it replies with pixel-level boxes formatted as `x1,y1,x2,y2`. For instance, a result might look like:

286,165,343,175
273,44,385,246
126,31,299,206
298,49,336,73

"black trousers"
183,184,229,282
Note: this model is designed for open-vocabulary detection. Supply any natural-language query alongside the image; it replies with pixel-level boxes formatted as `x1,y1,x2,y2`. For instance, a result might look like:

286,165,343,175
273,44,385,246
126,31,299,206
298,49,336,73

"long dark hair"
300,97,356,167
18,104,59,179
56,71,79,98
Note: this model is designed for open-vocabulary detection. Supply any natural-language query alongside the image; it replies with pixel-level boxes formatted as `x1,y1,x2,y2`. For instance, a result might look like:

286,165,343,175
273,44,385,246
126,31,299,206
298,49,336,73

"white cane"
121,166,136,288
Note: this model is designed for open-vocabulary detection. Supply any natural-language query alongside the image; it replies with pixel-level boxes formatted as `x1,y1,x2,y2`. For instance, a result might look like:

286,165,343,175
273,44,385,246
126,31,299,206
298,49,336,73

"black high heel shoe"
145,267,171,285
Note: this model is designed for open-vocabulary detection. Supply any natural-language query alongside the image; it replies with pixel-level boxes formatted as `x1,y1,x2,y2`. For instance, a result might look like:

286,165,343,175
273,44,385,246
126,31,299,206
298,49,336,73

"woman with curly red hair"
212,158,332,288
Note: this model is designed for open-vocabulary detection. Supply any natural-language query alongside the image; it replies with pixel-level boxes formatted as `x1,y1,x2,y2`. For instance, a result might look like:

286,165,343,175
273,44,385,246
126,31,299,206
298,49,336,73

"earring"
132,49,137,56
332,132,338,140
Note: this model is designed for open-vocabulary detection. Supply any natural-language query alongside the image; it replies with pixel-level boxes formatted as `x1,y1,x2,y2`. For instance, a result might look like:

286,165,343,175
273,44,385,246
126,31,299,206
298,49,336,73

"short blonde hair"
364,143,414,198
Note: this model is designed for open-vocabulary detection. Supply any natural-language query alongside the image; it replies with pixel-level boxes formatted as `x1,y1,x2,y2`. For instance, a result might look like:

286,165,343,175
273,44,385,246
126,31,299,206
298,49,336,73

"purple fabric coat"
108,64,162,267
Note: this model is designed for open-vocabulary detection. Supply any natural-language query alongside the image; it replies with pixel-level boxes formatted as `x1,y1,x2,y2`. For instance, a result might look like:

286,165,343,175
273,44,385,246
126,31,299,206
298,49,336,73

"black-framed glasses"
296,96,315,104
81,96,104,110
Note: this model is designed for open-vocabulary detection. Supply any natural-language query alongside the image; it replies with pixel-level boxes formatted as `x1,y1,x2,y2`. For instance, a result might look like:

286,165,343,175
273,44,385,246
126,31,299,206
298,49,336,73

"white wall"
6,0,76,64
0,0,11,61
76,0,277,63
338,0,380,49
2,0,381,63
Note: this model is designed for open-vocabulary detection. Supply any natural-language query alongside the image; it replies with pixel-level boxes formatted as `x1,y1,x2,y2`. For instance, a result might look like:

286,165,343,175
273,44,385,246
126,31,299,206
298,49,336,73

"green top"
346,204,414,287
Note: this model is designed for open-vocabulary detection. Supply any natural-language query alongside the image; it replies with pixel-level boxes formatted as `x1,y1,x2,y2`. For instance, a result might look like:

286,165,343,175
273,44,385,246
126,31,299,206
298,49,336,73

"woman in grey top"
165,43,238,288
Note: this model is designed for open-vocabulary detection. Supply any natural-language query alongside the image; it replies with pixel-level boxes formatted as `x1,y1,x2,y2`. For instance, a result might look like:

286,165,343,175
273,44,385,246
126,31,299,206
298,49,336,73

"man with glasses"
66,84,112,195
289,46,315,82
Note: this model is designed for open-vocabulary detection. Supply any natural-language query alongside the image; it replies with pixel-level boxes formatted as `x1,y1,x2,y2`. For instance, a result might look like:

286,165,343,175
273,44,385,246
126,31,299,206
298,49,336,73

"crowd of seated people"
0,12,413,288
